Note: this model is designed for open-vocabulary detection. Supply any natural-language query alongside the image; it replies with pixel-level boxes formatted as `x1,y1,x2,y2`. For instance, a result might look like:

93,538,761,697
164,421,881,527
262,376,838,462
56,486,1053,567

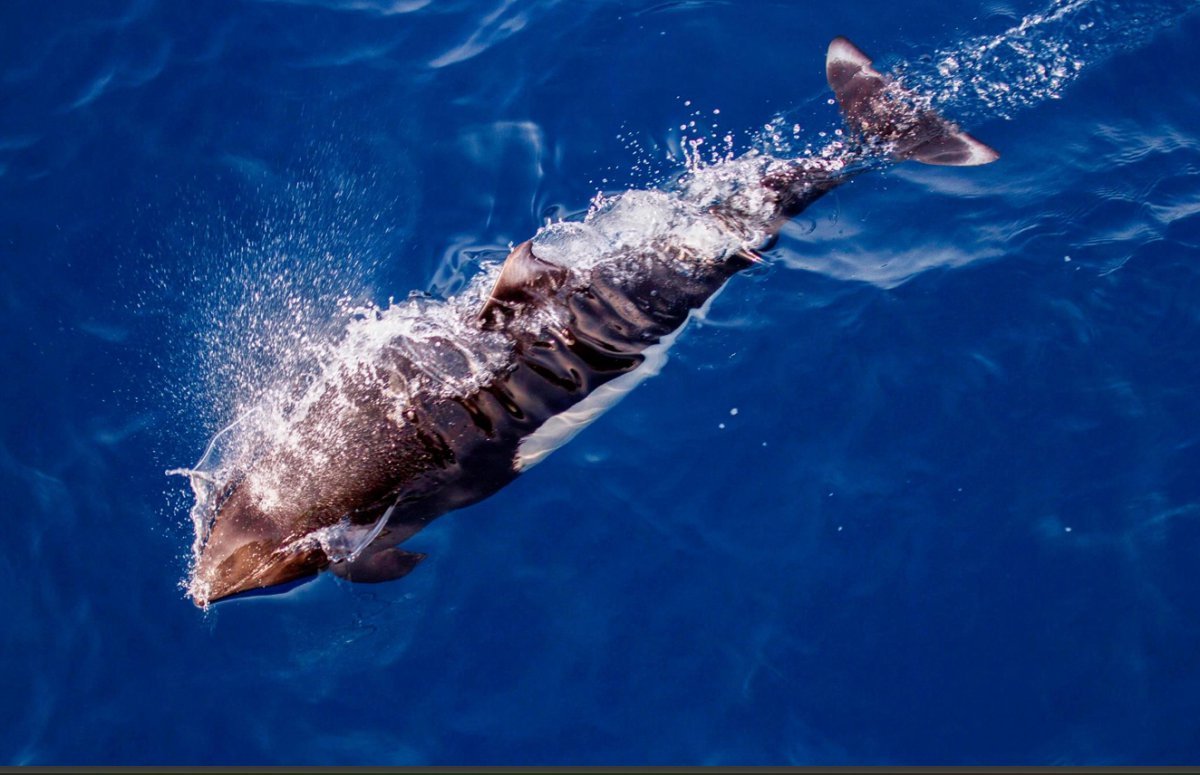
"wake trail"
900,0,1198,122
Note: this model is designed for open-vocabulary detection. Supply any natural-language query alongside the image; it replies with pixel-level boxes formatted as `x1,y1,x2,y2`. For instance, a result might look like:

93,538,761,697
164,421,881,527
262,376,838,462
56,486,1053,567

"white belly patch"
513,286,725,471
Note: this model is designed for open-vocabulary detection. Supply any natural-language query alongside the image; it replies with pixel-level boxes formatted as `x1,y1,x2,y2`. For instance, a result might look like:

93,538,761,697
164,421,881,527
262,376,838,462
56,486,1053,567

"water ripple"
252,0,433,15
428,0,545,69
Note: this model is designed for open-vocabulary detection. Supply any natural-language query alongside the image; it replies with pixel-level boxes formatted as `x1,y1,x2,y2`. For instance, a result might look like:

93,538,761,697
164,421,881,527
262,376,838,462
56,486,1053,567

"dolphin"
183,37,998,606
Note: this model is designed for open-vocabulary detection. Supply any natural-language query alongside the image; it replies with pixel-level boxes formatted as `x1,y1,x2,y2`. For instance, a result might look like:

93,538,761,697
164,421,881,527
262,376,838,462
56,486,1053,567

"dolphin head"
188,488,328,607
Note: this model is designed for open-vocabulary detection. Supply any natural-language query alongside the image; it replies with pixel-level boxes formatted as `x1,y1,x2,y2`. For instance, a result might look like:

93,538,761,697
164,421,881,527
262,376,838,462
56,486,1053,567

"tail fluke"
826,36,999,166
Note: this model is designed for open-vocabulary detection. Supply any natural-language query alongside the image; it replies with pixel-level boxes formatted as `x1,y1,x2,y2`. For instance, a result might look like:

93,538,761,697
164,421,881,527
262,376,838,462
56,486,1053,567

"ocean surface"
3,0,1200,765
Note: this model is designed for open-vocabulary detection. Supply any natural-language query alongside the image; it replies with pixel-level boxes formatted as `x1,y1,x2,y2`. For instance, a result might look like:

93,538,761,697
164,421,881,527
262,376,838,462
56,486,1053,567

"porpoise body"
184,38,998,605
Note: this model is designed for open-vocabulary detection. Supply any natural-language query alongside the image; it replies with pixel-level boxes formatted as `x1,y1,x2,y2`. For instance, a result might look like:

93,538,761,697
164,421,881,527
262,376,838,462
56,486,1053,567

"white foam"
178,120,861,592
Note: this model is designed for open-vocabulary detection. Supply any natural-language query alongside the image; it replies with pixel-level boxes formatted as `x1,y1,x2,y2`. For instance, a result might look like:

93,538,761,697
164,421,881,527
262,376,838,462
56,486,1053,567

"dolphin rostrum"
181,38,998,605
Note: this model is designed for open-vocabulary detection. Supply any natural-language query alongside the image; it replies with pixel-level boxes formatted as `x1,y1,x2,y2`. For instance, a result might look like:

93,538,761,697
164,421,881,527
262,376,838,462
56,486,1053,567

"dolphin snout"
191,537,326,606
189,492,325,606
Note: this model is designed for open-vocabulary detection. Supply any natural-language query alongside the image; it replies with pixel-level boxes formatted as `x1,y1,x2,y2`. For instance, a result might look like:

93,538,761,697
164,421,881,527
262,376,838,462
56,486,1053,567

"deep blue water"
4,0,1200,765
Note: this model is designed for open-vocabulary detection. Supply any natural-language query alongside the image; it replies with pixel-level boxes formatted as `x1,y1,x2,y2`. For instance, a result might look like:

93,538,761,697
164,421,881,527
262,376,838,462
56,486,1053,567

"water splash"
171,0,1196,598
172,155,787,599
172,266,512,582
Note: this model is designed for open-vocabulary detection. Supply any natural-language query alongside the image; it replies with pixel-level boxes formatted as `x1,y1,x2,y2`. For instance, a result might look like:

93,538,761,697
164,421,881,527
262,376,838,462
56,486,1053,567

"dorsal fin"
826,36,999,167
479,240,568,322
